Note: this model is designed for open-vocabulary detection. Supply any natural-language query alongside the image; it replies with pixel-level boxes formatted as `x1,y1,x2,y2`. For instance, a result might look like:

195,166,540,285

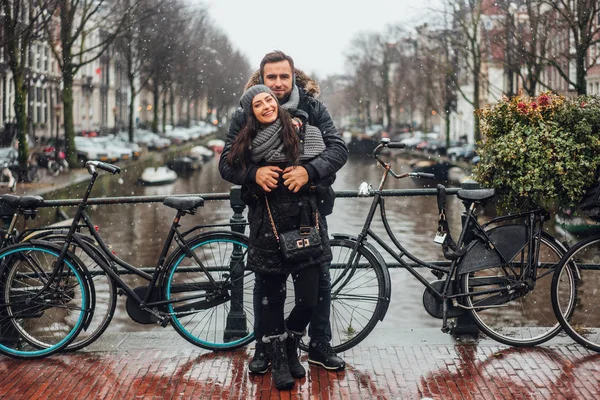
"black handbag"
264,196,324,263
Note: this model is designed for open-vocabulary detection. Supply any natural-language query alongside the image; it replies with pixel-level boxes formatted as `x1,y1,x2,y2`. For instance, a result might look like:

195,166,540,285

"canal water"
28,155,481,333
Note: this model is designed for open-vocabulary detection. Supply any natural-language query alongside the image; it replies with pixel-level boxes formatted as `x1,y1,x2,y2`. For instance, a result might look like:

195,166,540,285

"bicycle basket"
579,181,600,221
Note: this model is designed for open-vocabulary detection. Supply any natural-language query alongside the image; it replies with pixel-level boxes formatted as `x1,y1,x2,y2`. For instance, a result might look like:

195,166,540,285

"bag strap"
264,197,280,243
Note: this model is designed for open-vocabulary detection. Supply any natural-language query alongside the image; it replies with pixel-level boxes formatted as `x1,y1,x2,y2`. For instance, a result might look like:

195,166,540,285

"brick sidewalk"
0,339,598,399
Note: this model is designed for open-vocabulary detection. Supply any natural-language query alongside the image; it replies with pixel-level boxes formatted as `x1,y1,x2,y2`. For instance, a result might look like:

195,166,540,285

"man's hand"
282,166,308,193
255,166,283,192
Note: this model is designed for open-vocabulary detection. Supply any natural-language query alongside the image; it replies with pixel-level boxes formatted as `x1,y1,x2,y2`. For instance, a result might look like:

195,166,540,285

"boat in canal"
139,166,178,186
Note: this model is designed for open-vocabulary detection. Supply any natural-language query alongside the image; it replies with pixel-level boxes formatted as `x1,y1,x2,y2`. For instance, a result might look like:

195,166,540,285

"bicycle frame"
335,141,551,329
32,168,216,323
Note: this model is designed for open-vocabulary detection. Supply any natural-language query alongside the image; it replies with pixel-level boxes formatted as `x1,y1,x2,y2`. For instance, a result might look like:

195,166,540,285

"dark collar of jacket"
243,69,320,98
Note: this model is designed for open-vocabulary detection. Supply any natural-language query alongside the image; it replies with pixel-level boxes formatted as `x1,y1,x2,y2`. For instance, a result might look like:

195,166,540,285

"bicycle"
0,161,255,359
0,194,116,352
321,138,578,352
551,183,600,352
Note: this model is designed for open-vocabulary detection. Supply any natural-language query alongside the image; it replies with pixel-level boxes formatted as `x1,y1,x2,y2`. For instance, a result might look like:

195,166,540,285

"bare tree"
345,31,382,130
496,0,552,95
45,0,141,165
1,0,54,172
114,0,162,141
539,0,600,94
446,0,485,141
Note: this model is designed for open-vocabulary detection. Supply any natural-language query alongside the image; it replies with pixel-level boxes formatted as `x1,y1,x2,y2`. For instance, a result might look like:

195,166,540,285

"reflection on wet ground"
0,337,598,399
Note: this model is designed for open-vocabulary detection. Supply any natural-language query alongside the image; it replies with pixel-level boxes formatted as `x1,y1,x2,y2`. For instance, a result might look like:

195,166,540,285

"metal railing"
18,181,480,338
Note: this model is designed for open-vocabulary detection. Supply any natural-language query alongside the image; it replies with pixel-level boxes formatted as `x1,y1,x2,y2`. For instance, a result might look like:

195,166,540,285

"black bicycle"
0,195,116,352
322,138,578,352
0,161,255,359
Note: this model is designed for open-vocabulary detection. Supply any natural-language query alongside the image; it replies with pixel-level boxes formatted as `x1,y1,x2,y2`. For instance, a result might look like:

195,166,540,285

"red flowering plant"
474,92,600,211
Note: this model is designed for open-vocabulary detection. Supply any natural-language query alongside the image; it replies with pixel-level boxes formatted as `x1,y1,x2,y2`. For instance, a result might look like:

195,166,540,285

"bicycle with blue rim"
0,161,254,358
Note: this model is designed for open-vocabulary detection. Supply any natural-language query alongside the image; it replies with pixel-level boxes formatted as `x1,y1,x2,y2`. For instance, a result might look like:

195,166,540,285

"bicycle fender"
331,233,391,321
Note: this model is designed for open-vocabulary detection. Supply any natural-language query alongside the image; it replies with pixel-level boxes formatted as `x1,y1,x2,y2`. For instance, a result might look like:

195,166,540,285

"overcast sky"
201,0,441,78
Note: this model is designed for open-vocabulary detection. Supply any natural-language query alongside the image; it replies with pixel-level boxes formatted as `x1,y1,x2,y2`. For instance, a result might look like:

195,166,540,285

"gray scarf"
251,86,325,163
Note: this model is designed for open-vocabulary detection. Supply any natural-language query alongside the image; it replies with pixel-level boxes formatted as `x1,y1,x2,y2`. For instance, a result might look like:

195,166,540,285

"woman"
224,85,332,390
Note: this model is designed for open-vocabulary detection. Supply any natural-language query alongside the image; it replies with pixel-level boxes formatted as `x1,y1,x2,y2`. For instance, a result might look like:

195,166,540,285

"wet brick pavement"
0,331,598,399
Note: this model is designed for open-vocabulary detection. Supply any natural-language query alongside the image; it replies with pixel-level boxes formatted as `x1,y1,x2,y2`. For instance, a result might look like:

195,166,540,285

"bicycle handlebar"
85,161,121,175
372,139,436,181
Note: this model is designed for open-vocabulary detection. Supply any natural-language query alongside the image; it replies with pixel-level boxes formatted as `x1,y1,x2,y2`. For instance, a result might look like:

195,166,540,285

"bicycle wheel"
552,234,600,352
296,238,389,353
0,243,90,358
38,234,117,351
461,232,575,346
163,231,255,351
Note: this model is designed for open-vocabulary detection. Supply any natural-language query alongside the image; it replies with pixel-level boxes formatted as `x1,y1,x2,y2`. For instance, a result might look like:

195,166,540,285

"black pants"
258,265,320,339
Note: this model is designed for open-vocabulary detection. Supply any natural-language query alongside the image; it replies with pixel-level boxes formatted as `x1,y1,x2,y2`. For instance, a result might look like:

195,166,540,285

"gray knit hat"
239,85,276,115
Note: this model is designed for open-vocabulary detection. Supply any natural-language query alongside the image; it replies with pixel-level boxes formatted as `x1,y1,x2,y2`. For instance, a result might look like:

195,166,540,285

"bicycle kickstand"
441,299,450,333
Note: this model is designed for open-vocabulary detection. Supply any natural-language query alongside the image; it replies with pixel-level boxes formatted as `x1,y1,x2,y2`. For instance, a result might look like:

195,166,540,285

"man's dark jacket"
218,69,348,216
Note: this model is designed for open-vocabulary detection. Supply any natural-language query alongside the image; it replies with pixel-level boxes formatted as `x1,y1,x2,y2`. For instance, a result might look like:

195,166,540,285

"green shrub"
474,92,600,211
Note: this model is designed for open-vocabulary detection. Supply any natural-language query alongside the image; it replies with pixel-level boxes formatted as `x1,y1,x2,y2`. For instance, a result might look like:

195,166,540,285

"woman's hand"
255,166,283,192
282,166,308,193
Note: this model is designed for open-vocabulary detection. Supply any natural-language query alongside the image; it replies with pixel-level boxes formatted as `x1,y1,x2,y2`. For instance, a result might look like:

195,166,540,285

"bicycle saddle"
2,194,44,209
163,196,204,212
456,188,495,203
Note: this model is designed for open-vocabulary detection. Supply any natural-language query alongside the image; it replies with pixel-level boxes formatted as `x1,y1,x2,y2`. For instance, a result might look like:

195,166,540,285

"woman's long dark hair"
227,108,299,169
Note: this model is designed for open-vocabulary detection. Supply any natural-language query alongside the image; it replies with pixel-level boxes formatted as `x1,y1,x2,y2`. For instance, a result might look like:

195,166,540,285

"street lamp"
54,104,62,159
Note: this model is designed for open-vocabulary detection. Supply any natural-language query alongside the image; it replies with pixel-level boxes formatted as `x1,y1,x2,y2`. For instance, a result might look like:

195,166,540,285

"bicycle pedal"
440,326,450,333
160,317,171,328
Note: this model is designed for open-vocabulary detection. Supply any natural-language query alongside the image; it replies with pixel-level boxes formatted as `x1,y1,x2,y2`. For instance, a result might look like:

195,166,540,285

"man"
219,50,348,372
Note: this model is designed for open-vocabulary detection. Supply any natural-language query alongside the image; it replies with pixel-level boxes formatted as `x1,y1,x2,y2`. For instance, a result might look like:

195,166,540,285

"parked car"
90,136,133,162
75,136,110,163
447,143,477,161
107,134,142,160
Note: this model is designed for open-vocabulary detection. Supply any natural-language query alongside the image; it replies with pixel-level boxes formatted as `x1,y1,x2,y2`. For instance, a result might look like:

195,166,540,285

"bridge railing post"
223,185,250,341
450,179,480,340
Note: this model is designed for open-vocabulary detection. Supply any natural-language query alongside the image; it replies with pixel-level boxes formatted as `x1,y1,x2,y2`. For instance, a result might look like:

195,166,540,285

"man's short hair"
259,50,295,78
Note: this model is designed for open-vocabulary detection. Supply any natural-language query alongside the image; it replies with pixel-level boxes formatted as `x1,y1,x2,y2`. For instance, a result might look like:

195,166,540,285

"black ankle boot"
248,340,271,374
285,330,306,378
266,334,295,390
285,320,306,379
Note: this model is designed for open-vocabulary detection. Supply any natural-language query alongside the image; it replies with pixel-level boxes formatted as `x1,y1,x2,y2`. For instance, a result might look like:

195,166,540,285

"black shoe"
248,341,271,374
308,340,346,371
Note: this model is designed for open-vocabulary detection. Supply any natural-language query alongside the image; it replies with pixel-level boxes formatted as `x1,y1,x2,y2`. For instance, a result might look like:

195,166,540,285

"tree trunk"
13,70,29,167
152,83,159,133
128,77,136,142
473,59,481,142
162,89,167,133
576,48,587,95
5,33,29,167
62,70,77,167
169,89,175,127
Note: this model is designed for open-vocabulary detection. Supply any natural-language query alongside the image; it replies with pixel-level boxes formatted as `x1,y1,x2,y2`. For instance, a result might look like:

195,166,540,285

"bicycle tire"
35,233,117,351
297,238,389,353
551,234,600,352
0,243,90,358
163,231,255,351
461,232,575,346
